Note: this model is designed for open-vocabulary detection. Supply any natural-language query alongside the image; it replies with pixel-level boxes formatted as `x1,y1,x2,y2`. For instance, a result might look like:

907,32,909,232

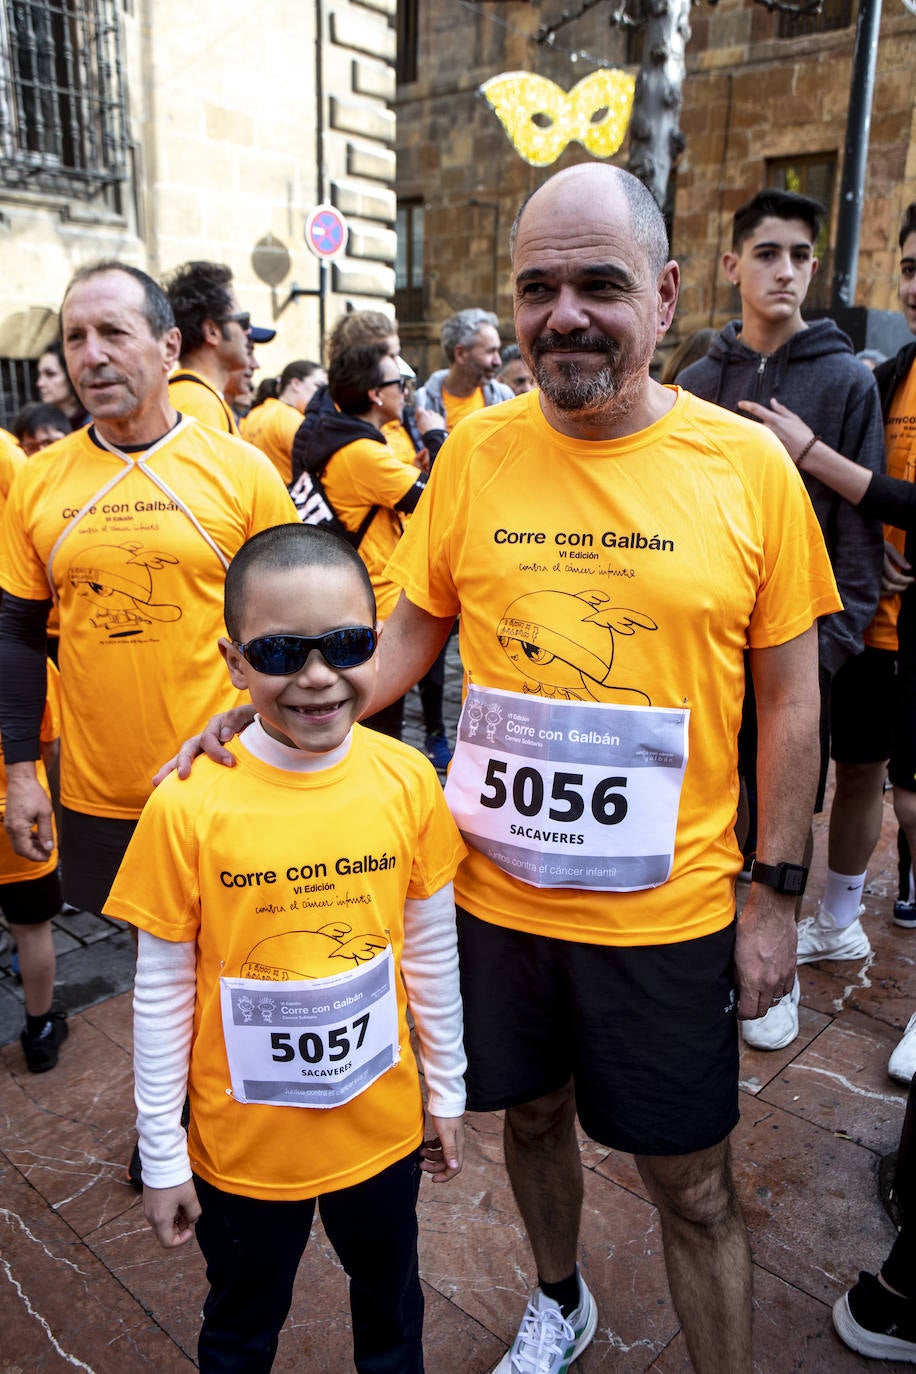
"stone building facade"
0,0,398,427
394,0,916,378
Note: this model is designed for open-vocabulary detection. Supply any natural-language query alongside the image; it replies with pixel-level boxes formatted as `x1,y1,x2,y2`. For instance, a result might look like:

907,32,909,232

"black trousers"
194,1152,424,1373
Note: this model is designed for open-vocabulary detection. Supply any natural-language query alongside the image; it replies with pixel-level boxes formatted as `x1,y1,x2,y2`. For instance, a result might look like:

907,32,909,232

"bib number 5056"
479,759,628,826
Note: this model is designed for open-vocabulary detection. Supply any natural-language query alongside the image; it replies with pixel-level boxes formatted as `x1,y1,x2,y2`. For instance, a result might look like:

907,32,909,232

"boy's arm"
133,928,202,1247
400,882,465,1182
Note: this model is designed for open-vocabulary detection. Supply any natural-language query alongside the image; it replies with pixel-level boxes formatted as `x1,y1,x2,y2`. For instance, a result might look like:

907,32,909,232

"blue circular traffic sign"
305,204,349,260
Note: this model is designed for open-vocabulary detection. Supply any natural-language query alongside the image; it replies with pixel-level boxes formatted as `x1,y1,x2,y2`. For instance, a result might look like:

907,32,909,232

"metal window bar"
0,0,128,197
0,358,39,433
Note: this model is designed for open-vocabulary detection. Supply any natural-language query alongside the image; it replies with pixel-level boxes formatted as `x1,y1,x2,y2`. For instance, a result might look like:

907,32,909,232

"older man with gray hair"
416,306,513,430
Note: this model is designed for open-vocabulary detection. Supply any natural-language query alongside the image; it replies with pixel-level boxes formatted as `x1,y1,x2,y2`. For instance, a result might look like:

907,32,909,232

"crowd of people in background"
1,178,916,1372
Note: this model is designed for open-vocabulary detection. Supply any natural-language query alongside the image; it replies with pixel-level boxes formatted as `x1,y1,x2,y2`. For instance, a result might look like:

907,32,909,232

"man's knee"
636,1142,738,1230
833,759,887,804
505,1082,576,1147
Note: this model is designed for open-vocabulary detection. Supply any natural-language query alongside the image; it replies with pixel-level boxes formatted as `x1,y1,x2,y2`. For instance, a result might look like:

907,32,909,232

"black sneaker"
125,1140,143,1190
833,1271,916,1363
20,1011,68,1073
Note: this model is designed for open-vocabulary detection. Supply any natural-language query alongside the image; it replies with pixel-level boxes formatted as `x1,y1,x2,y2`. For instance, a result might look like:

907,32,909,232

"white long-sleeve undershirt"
133,721,465,1189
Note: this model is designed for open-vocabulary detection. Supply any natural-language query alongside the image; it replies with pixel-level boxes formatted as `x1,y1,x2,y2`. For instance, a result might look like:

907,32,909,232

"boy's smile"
221,563,379,753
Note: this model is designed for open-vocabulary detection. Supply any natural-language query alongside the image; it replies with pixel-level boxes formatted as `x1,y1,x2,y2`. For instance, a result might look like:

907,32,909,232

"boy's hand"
421,1115,464,1183
142,1180,201,1248
882,542,914,596
152,705,256,786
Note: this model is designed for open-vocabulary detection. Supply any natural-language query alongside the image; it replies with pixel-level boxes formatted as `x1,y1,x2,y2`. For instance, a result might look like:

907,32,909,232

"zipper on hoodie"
753,352,769,401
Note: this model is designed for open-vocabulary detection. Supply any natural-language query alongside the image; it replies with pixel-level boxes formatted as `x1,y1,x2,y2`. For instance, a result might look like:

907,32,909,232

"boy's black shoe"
20,1011,68,1073
833,1271,916,1363
125,1140,143,1190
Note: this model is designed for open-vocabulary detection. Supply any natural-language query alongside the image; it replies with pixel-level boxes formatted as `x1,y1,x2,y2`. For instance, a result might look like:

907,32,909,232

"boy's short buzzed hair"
224,524,376,641
900,202,916,249
731,189,825,252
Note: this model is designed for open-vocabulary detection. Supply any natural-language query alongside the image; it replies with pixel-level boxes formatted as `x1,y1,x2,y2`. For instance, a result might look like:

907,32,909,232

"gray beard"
533,356,638,419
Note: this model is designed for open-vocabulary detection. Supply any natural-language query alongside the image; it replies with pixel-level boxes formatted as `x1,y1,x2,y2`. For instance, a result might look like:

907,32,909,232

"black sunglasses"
222,312,252,331
376,377,408,393
233,627,378,675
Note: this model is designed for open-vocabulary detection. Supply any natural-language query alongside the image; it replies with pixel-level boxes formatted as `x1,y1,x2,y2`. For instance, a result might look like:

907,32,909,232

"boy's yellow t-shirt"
105,726,466,1201
387,386,840,947
0,662,60,884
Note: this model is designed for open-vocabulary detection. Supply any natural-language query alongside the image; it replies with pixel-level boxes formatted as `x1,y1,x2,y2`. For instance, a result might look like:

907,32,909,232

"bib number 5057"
479,759,628,826
270,1012,370,1065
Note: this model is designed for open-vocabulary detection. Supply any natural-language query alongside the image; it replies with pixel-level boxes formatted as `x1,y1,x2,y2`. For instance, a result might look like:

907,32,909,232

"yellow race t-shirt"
0,662,60,885
0,419,298,819
0,430,24,524
239,397,302,485
442,387,485,432
104,726,466,1201
323,436,420,619
864,363,916,651
169,369,240,436
387,386,840,947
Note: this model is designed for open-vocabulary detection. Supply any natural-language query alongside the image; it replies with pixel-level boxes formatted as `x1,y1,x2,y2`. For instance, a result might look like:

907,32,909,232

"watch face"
783,868,806,895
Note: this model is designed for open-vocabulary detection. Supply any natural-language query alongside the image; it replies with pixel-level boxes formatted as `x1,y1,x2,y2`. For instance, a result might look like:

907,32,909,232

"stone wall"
0,0,398,393
395,0,916,374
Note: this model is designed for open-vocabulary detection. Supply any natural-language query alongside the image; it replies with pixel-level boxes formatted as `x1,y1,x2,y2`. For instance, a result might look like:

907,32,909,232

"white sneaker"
796,906,871,964
741,974,800,1051
889,1013,916,1084
492,1271,597,1374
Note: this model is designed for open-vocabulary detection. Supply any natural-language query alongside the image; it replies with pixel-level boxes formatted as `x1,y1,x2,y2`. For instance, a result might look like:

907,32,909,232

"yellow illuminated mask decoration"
480,69,635,167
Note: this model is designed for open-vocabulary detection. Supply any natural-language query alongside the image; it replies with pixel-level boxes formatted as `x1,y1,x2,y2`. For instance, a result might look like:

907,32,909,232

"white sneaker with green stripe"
492,1271,597,1373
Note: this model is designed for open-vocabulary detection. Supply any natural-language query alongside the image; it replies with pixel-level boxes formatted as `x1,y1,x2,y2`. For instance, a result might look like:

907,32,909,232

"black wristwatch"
749,859,808,896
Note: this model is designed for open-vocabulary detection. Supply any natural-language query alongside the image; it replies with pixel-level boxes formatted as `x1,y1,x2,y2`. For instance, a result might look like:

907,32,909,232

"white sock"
823,868,866,927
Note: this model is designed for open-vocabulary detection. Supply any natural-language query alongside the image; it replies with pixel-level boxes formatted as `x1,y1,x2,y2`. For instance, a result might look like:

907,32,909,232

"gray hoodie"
679,318,885,673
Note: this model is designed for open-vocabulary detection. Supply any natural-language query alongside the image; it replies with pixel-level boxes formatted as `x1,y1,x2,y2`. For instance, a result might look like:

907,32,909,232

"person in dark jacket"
680,188,886,1052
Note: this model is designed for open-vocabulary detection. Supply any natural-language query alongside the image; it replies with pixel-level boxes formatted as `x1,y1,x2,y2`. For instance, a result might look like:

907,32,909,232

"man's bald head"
510,165,670,279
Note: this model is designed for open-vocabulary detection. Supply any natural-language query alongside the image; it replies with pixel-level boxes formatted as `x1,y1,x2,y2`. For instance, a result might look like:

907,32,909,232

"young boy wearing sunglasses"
104,522,466,1373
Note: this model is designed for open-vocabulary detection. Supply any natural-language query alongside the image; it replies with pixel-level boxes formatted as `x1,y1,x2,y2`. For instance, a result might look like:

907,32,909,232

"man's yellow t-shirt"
105,727,466,1201
169,369,240,436
387,387,840,947
323,436,420,619
0,430,24,524
442,388,485,432
0,419,298,818
239,397,302,485
864,363,916,651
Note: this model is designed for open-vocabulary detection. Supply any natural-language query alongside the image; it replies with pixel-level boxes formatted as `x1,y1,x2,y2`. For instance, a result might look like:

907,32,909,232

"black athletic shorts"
831,646,916,793
457,908,739,1157
0,868,62,926
60,808,138,914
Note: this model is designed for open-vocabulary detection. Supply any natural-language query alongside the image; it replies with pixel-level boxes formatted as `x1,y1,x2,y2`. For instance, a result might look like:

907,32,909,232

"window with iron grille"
0,357,38,432
0,0,129,199
395,199,425,324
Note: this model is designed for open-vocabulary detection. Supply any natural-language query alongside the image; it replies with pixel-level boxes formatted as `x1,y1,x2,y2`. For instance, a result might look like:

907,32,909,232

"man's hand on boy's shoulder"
143,1180,202,1247
421,1115,464,1183
152,704,257,786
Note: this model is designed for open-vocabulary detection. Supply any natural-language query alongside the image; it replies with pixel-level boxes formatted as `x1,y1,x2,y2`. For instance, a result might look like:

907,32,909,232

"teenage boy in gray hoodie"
680,188,885,1051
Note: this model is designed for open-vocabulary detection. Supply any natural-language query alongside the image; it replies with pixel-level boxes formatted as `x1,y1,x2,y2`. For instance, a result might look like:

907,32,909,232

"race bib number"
220,945,399,1108
445,685,688,891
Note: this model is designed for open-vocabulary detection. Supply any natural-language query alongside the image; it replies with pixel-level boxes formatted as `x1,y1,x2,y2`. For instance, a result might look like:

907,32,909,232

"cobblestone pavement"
2,632,914,1371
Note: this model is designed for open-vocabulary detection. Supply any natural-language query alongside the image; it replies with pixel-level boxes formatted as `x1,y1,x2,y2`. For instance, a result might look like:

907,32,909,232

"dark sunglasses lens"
245,635,305,674
323,627,377,667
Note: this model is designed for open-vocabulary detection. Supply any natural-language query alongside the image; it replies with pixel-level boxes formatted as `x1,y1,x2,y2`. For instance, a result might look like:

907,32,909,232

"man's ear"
201,316,222,347
810,256,819,279
722,250,740,286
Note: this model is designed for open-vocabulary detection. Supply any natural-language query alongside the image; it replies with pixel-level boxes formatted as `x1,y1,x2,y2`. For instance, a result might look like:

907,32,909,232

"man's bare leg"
637,1138,752,1374
829,760,888,874
503,1082,582,1282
